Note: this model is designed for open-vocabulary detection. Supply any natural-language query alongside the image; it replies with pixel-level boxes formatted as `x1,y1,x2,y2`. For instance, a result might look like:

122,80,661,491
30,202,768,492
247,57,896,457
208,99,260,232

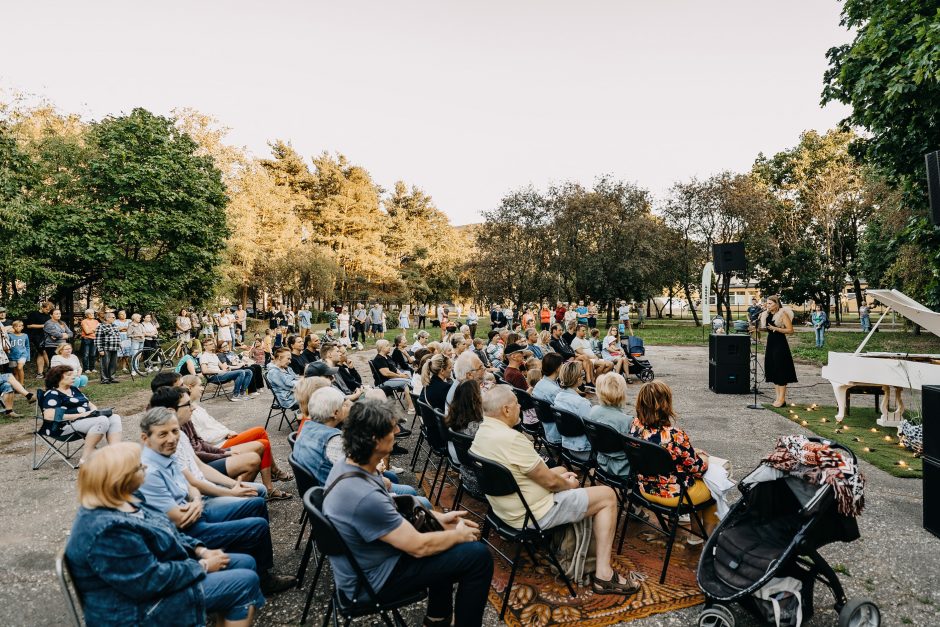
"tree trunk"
667,286,673,318
683,283,701,326
853,277,863,312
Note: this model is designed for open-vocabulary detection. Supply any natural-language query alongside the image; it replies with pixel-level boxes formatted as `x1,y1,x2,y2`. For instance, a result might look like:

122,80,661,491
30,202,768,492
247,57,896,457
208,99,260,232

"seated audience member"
181,375,294,496
446,350,485,410
411,353,432,394
444,380,485,498
335,345,364,394
500,344,528,390
551,362,592,461
323,399,493,627
306,359,364,402
51,343,88,388
548,323,576,362
287,335,307,376
1,367,35,417
571,324,612,380
526,366,542,391
420,354,452,413
40,365,122,464
217,340,263,395
295,376,331,432
136,406,296,593
410,330,430,354
588,373,633,479
524,329,543,359
266,348,300,410
629,381,716,535
175,345,200,376
293,387,352,485
200,338,254,402
589,328,603,357
561,321,576,346
531,353,563,444
601,327,627,375
485,331,503,365
471,338,492,369
536,330,553,356
469,385,637,595
371,339,411,394
301,333,321,364
65,444,265,626
391,334,414,372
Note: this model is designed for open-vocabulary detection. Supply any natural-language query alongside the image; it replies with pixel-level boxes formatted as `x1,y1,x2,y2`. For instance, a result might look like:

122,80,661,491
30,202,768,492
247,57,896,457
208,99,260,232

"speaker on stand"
926,151,940,226
923,385,940,538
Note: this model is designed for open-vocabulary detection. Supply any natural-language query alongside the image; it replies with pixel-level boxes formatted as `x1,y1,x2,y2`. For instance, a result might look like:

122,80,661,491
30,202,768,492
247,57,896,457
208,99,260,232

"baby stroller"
696,437,880,627
620,335,654,382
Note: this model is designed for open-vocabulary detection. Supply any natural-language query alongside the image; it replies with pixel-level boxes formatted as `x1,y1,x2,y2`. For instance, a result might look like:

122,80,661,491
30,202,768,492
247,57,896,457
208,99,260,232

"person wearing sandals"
471,385,640,596
179,375,293,500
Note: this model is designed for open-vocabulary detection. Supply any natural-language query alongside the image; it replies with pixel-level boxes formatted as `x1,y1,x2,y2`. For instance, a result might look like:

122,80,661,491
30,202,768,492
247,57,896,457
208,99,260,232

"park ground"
0,322,937,626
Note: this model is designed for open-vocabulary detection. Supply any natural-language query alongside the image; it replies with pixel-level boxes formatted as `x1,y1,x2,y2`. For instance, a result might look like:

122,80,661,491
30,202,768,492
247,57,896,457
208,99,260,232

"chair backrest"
55,547,83,627
34,388,46,423
288,453,321,499
417,401,448,451
510,386,535,411
466,450,541,528
551,406,587,439
532,397,556,424
368,360,383,385
621,434,681,477
287,430,297,450
581,418,629,456
447,429,475,465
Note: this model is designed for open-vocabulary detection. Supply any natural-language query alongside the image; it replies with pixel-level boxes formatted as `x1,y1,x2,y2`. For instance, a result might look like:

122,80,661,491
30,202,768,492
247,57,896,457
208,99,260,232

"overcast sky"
1,1,852,224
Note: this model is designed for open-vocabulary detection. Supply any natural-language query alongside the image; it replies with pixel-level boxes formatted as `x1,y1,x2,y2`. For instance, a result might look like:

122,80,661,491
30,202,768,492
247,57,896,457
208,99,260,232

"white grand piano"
821,289,940,428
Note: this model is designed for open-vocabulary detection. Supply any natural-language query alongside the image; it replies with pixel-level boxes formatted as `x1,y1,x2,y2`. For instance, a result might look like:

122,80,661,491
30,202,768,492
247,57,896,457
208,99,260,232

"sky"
0,1,854,225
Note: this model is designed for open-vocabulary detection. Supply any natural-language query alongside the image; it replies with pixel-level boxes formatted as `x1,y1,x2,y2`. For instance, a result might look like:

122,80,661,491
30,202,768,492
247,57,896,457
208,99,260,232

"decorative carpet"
417,468,704,626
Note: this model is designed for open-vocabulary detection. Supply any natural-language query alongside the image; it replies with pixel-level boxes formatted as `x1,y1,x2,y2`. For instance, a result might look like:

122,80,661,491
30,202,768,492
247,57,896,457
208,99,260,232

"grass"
8,369,165,420
766,404,923,478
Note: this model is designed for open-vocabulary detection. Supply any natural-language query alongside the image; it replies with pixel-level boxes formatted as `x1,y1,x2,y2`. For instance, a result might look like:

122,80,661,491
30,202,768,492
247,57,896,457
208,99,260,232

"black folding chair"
550,407,596,485
621,435,714,583
288,454,322,586
414,400,452,505
581,418,634,553
288,430,298,450
301,487,427,626
204,372,233,401
510,387,542,447
33,390,84,470
447,429,487,516
531,397,563,465
368,361,409,411
55,547,83,627
467,451,576,620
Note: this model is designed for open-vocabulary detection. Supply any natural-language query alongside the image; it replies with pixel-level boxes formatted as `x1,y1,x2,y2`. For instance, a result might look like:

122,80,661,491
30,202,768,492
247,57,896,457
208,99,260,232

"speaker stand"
747,333,765,410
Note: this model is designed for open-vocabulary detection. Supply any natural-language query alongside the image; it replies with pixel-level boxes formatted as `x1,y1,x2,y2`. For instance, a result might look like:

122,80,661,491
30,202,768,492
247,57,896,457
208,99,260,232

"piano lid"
867,289,940,338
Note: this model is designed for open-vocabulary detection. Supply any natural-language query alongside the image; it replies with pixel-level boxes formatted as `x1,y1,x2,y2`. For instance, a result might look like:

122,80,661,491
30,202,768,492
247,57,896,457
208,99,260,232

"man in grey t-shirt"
368,304,384,340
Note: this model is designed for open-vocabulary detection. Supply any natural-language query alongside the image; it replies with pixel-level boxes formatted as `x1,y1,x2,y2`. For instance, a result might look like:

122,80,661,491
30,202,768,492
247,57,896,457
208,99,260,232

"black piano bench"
846,385,883,416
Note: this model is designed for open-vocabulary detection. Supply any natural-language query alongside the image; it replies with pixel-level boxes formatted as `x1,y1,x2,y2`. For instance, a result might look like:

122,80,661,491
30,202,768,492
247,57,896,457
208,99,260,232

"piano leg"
876,385,904,428
832,382,850,422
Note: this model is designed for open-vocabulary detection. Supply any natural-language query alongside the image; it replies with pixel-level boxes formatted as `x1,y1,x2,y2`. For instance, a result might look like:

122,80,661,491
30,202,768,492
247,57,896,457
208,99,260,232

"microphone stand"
747,325,765,410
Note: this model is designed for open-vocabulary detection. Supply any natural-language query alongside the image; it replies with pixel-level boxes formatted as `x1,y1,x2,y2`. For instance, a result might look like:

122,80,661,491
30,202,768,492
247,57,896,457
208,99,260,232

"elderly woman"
588,373,632,479
294,375,331,433
65,443,264,626
551,361,592,461
40,365,122,464
51,343,88,388
180,375,293,497
127,313,146,359
113,310,132,373
42,308,73,362
293,387,352,484
200,338,254,402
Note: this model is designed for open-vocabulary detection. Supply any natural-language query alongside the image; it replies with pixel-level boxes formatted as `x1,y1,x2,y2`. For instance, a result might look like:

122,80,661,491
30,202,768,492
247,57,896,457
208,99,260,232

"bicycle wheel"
131,348,156,375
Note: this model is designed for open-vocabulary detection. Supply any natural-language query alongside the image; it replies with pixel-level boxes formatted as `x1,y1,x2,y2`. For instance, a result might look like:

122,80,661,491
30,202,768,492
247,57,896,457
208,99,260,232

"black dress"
764,312,798,385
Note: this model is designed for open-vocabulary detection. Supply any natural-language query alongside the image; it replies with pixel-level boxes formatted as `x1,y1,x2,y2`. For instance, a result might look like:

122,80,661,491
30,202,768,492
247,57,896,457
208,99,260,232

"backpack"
549,517,596,585
753,576,803,627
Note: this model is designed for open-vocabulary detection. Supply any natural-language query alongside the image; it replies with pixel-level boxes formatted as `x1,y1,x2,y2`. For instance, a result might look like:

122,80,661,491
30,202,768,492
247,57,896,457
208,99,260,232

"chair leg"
264,408,275,431
295,511,308,550
500,543,524,621
428,455,445,502
434,459,450,506
315,596,331,627
452,482,464,511
410,432,424,470
659,513,681,584
380,611,394,627
544,544,578,597
419,449,433,490
296,535,316,585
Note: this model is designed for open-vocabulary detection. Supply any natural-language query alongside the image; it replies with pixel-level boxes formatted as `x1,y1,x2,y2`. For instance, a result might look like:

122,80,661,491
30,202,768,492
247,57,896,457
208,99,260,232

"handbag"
325,471,443,533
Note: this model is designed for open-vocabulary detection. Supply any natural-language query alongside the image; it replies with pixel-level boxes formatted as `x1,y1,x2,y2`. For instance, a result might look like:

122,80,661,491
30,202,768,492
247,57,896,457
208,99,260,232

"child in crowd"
262,329,275,360
250,336,266,365
590,328,604,358
7,320,30,386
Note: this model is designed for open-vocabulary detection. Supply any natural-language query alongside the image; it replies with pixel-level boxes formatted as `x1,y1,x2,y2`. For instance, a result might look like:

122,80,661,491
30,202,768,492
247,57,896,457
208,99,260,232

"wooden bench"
846,385,883,416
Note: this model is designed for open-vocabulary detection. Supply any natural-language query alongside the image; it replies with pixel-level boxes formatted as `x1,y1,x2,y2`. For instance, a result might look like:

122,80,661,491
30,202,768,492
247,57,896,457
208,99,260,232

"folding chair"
531,397,564,466
407,391,429,471
550,407,597,484
447,429,487,516
33,390,84,470
55,547,83,627
510,387,542,447
621,435,714,583
288,453,322,584
369,361,408,411
414,400,452,505
467,451,576,620
301,487,427,626
287,430,298,450
204,373,233,401
581,418,634,553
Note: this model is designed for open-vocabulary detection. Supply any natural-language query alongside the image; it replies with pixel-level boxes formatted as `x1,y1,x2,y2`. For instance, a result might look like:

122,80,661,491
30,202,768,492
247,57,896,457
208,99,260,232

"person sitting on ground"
199,338,254,402
323,399,493,627
410,330,430,354
51,342,88,388
65,443,265,627
371,339,411,395
470,385,638,595
266,347,300,411
629,381,716,537
420,353,452,413
588,373,633,480
180,375,294,495
551,361,593,461
501,344,529,390
0,368,35,417
136,405,296,593
40,365,121,463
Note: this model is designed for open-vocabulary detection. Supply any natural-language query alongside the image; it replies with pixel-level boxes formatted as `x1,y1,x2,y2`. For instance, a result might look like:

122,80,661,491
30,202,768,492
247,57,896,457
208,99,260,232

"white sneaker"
230,396,243,402
249,391,260,397
686,535,704,546
389,465,405,474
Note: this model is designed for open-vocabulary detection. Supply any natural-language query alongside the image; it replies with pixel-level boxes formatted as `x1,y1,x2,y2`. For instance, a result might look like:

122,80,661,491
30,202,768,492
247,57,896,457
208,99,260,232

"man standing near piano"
761,295,798,407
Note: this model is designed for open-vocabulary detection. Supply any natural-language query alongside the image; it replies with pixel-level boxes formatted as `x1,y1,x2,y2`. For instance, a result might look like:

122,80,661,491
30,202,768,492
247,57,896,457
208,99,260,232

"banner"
701,262,713,327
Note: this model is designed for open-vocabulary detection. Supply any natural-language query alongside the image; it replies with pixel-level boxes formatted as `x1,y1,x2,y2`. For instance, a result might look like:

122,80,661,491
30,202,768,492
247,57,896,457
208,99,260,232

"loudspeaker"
712,242,746,274
925,457,940,539
708,361,750,394
926,151,940,226
709,334,750,366
924,385,940,461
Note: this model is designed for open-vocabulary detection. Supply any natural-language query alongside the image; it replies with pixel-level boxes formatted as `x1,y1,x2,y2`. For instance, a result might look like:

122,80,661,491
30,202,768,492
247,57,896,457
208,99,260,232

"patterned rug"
417,468,705,626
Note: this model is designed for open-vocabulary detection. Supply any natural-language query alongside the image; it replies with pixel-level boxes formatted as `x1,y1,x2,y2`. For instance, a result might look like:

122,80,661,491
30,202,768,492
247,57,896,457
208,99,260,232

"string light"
870,428,879,433
896,460,908,467
801,420,808,426
884,436,893,442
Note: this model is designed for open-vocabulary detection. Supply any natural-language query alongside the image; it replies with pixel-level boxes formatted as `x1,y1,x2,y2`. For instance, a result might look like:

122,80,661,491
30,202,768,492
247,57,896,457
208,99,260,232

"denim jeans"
815,327,825,347
99,350,117,381
861,315,871,332
187,495,273,572
203,553,266,620
130,339,144,356
209,369,254,396
376,541,493,627
80,338,97,371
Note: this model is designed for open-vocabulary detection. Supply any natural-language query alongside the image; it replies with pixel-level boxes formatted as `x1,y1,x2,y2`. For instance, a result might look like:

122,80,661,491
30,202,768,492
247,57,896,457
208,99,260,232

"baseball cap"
305,361,339,377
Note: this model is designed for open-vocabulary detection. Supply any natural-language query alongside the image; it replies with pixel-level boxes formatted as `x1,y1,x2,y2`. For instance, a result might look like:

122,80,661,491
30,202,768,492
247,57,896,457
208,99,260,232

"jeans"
80,338,97,371
203,553,266,621
99,350,118,381
188,495,273,572
388,481,433,510
815,327,825,347
130,339,144,356
861,315,871,332
377,541,493,627
209,369,254,396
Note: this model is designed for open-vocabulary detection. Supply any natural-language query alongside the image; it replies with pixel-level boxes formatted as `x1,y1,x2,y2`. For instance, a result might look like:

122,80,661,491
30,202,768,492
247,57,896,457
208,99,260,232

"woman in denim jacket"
65,443,265,626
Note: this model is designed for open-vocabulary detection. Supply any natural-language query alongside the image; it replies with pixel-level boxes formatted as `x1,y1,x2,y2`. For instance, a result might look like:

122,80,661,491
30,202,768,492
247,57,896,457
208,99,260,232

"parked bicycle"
131,337,187,376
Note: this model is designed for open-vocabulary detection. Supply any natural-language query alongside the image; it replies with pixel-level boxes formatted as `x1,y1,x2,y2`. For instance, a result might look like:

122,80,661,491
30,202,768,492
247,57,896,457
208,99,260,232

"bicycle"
131,337,187,376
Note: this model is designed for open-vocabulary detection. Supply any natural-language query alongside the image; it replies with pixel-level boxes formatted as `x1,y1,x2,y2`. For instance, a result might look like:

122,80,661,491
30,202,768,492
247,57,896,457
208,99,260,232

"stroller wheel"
639,368,654,382
838,598,880,627
698,604,734,627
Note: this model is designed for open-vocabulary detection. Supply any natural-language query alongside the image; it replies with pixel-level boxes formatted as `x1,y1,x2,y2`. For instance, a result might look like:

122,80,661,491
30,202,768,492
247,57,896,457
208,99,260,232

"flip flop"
273,471,294,482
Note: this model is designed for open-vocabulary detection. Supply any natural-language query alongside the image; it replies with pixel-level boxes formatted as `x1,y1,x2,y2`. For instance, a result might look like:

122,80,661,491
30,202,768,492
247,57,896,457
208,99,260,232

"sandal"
266,488,293,501
272,470,293,482
591,572,640,596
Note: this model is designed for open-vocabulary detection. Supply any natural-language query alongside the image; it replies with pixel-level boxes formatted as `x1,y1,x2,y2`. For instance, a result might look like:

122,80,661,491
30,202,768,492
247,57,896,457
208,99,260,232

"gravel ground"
0,345,934,626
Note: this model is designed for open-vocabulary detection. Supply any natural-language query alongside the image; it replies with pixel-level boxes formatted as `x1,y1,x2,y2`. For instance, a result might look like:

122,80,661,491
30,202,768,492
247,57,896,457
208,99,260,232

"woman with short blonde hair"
66,443,265,626
551,361,592,460
557,360,584,390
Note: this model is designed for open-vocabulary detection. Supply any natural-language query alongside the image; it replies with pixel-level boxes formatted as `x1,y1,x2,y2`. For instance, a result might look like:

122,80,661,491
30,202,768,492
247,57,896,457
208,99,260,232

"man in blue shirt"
576,301,589,325
137,406,295,594
532,353,564,444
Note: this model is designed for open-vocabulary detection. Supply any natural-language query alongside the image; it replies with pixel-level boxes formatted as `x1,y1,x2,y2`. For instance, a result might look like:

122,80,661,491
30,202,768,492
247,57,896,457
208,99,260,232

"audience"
500,344,528,390
444,380,485,498
200,338,254,402
588,373,633,479
266,347,300,411
294,376,331,432
371,339,411,395
470,385,638,595
51,342,88,388
420,354,452,413
446,350,485,409
531,353,563,444
287,335,307,375
551,361,592,461
40,365,122,464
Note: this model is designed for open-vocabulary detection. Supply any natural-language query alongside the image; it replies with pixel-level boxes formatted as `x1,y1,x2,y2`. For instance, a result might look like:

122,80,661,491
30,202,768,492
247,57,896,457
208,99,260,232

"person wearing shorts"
368,303,385,339
470,385,639,596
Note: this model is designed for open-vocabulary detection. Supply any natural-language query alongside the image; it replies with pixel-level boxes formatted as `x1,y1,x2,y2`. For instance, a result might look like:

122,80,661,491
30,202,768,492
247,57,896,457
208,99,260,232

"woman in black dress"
763,295,797,407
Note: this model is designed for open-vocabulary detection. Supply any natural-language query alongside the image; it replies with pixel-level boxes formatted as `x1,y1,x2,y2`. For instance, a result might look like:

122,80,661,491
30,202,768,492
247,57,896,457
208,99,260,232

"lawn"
766,404,922,478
